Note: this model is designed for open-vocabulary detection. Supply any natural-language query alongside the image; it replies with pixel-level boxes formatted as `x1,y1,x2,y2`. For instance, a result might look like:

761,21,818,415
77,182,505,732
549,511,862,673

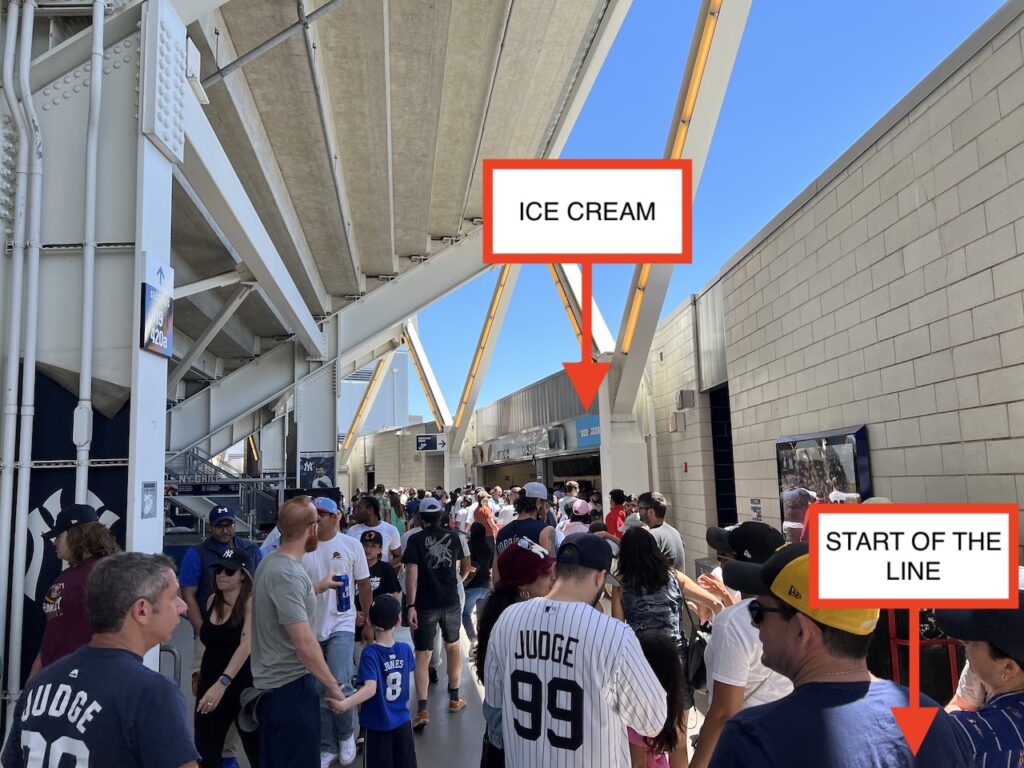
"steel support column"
402,320,451,430
338,350,395,468
448,263,520,456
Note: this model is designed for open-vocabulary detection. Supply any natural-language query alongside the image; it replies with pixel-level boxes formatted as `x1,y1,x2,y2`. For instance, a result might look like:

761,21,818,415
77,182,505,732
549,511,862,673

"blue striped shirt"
950,690,1024,767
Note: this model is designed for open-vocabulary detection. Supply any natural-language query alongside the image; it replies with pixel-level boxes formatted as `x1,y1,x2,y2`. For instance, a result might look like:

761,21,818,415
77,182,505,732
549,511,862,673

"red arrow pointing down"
563,262,610,410
891,607,939,755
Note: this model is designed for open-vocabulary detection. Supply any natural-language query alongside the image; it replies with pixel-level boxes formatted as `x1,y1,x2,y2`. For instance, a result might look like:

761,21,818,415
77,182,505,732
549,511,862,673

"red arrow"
891,607,939,755
563,261,610,410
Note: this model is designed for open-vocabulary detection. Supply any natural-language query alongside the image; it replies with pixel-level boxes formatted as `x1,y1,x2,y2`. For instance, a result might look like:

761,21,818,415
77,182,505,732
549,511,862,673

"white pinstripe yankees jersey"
484,597,667,768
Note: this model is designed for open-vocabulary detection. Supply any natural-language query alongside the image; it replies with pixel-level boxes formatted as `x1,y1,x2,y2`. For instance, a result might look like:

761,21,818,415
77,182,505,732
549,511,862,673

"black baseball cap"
211,547,251,573
935,591,1024,666
723,542,879,636
557,533,612,573
45,504,99,538
368,595,401,630
706,521,784,563
360,530,384,547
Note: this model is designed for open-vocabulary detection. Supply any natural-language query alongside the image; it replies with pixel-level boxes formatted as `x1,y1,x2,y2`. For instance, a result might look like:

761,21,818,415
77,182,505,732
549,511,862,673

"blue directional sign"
416,434,447,452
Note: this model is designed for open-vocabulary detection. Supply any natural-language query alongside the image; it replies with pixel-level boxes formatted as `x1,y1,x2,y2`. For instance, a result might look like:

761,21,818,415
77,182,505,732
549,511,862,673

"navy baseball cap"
557,533,613,573
209,506,237,526
45,504,99,538
936,591,1024,667
368,595,401,630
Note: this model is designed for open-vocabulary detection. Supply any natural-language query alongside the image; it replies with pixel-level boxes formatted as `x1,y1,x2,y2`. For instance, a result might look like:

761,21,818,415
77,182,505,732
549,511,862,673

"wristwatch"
218,674,233,686
407,604,416,609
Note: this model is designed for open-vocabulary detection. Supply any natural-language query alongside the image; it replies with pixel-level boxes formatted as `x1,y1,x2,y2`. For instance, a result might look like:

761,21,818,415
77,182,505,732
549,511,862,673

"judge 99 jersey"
484,598,667,768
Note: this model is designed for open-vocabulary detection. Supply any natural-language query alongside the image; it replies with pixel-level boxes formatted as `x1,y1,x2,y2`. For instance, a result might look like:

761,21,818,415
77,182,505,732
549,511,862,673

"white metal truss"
192,11,333,313
165,232,489,456
338,350,395,467
449,264,520,455
549,263,615,357
174,270,243,300
610,0,752,415
181,92,324,356
402,319,451,430
172,328,224,382
167,283,254,390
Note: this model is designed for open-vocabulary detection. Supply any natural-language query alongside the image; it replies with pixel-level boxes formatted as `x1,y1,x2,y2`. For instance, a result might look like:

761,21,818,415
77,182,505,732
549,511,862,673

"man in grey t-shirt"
639,490,686,572
251,496,346,767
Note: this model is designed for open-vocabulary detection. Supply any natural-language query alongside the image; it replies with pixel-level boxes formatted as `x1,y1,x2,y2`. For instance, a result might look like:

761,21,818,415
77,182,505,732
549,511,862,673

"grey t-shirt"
650,522,686,572
251,550,316,689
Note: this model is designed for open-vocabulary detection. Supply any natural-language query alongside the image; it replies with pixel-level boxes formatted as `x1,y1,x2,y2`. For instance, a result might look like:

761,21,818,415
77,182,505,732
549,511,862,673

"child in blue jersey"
329,594,417,767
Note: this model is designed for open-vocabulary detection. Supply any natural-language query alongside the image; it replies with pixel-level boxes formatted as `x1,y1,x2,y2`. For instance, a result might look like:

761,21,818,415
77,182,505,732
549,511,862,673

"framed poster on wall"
775,425,871,542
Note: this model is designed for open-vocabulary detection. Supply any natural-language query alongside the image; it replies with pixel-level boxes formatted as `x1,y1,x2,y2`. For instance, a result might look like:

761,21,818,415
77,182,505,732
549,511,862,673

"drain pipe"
0,0,27,704
8,0,43,726
74,0,104,503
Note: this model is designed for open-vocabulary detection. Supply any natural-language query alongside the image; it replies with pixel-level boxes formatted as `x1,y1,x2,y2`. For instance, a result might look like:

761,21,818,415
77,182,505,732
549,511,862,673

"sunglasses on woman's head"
517,538,550,559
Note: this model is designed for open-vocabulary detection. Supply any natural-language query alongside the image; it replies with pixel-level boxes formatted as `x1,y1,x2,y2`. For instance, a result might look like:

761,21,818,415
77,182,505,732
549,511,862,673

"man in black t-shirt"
1,553,199,768
401,497,470,731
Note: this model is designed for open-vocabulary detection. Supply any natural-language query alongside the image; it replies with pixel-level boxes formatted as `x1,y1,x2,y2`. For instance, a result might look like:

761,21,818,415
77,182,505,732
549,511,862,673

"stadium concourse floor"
163,611,706,766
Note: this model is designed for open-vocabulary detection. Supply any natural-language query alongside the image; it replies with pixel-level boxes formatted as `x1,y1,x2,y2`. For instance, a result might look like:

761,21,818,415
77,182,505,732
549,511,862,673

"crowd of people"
2,485,1023,768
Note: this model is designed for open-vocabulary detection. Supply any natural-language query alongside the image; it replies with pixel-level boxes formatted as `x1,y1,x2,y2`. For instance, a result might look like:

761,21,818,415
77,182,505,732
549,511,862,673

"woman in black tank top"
194,549,259,767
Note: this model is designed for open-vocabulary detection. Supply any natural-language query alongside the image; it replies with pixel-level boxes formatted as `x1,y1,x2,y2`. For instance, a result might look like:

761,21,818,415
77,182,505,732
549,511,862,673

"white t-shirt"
455,506,472,532
301,533,370,641
346,522,402,561
705,598,793,708
495,504,516,527
485,598,667,768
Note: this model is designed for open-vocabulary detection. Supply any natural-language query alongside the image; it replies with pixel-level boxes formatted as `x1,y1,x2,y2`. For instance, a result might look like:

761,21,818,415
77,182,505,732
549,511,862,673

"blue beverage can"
335,574,351,612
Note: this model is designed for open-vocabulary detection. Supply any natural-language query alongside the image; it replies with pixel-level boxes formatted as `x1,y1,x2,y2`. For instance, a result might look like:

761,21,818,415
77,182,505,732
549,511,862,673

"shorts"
412,603,461,651
364,722,417,768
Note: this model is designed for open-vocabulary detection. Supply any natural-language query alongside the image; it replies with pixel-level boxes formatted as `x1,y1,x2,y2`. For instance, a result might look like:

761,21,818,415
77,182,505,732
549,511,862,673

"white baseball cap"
523,481,548,500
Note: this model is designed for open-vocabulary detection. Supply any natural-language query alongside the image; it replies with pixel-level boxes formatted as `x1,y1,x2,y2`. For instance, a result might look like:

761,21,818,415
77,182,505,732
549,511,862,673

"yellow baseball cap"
723,542,879,636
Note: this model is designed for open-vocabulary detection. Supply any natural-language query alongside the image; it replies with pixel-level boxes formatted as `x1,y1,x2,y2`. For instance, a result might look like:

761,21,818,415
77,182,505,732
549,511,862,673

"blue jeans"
318,630,356,750
462,587,490,641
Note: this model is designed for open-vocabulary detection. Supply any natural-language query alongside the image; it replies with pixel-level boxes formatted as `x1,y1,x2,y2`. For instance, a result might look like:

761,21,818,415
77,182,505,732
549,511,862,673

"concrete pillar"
294,361,339,490
598,374,650,502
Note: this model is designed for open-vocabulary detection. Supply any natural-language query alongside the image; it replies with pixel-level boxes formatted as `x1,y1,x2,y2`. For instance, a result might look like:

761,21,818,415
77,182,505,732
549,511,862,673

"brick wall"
654,8,1024,559
650,303,719,566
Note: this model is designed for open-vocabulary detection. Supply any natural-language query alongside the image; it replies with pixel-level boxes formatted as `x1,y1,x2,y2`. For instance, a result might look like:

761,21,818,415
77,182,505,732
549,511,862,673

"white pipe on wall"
8,0,42,728
0,0,27,701
74,0,105,502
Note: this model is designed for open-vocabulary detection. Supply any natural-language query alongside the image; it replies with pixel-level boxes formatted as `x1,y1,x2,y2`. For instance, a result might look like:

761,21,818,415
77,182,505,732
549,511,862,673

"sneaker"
428,667,439,684
448,698,466,713
339,735,357,766
320,753,337,768
412,709,430,730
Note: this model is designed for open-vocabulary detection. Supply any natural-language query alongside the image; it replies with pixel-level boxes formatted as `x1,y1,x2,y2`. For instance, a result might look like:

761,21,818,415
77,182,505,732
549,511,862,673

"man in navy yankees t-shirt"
1,553,198,768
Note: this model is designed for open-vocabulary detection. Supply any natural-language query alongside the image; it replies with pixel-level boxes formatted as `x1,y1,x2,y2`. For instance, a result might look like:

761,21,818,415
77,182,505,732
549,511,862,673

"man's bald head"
279,495,317,542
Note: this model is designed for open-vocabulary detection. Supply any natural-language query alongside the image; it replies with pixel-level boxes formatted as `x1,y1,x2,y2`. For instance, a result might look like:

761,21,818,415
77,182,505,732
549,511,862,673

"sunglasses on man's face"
747,599,794,626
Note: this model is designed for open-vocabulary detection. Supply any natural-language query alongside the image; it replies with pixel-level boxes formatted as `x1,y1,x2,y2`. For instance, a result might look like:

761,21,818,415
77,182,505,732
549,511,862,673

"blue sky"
408,0,1005,422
